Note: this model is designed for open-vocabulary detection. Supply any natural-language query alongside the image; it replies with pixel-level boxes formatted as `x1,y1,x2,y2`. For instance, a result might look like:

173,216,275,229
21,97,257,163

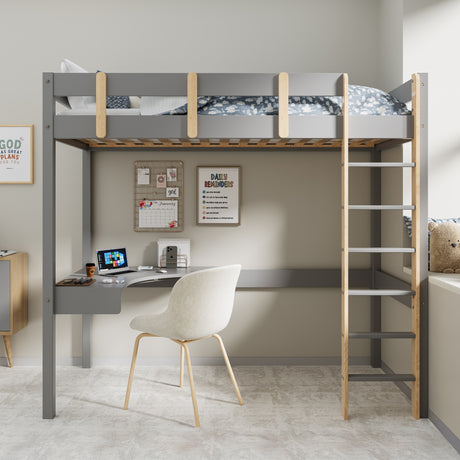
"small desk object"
0,252,28,367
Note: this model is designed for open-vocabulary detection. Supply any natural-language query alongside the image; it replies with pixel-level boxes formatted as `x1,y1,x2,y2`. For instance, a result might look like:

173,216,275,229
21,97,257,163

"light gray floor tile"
0,365,458,460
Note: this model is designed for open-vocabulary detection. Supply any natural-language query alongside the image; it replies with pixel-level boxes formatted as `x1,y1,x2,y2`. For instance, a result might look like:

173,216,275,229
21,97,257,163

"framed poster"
197,166,241,226
0,125,34,184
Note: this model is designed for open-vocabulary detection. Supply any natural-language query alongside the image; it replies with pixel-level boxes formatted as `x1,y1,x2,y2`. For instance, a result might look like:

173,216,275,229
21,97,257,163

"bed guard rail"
52,72,347,140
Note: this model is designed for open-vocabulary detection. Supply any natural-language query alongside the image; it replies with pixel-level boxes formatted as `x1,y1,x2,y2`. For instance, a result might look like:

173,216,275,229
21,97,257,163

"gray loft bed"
50,72,413,148
42,72,428,421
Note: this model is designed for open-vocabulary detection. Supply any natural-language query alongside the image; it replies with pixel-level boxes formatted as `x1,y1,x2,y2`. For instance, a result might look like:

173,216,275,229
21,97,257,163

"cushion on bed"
129,96,141,108
60,58,96,110
106,96,130,109
61,60,132,109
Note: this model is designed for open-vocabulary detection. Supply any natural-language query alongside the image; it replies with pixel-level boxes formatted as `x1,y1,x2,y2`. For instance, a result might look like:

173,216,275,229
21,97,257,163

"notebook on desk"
96,248,136,276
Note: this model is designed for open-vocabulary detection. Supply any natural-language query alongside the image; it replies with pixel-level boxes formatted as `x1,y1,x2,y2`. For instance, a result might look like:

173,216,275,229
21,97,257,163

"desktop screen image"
97,249,128,271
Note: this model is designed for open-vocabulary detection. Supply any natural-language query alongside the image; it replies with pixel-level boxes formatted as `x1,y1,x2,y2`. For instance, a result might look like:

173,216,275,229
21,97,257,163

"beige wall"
0,0,381,363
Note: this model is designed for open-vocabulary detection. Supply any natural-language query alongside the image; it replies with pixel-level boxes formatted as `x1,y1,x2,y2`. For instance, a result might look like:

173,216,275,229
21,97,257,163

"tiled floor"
0,365,458,459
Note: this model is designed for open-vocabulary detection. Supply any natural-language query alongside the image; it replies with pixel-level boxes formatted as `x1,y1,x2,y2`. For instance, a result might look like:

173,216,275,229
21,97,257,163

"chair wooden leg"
3,336,12,368
182,343,200,427
212,334,243,405
124,333,149,410
180,345,184,388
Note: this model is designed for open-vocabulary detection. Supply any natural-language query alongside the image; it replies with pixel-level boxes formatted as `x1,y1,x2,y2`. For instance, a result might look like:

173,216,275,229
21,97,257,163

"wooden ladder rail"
341,73,349,420
411,73,421,419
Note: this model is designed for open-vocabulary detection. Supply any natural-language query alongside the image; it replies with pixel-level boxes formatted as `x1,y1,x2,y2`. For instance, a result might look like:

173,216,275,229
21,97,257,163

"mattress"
57,107,141,116
141,85,410,116
56,85,410,117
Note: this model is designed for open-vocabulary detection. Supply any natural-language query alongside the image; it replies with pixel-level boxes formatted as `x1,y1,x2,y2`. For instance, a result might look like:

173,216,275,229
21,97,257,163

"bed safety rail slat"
187,73,198,138
96,72,107,138
53,73,345,97
278,72,289,138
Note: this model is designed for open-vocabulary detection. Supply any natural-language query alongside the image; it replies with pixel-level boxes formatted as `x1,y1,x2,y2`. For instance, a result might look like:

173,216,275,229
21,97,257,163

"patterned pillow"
106,96,130,109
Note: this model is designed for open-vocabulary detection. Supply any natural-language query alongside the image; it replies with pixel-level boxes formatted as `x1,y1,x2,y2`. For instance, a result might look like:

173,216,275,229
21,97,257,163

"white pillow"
129,96,141,108
141,96,187,115
60,58,96,110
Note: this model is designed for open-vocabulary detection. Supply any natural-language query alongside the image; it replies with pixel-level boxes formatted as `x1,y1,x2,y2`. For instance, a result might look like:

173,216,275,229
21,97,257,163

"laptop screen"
97,248,129,271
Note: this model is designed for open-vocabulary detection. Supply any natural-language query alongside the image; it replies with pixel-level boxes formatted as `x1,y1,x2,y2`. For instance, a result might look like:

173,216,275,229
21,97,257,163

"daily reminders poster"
197,166,240,225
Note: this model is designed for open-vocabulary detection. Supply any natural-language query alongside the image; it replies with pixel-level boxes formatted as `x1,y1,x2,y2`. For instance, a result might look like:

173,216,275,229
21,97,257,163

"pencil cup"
86,263,96,278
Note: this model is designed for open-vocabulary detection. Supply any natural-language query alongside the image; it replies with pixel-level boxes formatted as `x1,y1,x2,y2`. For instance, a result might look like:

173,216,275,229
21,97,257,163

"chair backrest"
165,265,241,340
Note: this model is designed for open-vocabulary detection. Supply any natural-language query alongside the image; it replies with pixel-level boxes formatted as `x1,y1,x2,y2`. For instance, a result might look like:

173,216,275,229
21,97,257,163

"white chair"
123,265,243,427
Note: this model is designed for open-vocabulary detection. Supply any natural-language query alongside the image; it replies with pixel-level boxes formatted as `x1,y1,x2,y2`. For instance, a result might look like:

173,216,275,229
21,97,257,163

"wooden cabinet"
0,252,28,367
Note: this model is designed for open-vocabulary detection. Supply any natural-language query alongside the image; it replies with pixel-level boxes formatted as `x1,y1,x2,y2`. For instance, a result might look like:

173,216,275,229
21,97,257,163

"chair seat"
129,312,176,339
129,312,217,341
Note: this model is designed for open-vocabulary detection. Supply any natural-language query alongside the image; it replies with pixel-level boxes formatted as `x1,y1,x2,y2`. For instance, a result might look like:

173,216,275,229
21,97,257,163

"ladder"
341,73,421,420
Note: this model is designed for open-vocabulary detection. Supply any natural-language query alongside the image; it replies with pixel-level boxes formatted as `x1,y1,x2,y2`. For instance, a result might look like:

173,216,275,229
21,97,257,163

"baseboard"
429,410,460,455
0,355,370,367
381,360,411,400
0,356,82,367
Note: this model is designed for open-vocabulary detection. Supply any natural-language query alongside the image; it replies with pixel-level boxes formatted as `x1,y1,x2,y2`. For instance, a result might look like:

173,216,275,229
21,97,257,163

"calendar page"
138,200,178,229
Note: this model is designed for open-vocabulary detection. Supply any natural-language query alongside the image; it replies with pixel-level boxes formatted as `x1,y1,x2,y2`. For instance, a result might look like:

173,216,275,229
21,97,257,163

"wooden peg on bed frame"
278,72,289,138
187,72,198,138
96,72,107,138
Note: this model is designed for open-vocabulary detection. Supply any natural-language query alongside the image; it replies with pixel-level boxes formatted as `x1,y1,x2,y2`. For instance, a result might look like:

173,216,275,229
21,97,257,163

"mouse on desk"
155,268,167,274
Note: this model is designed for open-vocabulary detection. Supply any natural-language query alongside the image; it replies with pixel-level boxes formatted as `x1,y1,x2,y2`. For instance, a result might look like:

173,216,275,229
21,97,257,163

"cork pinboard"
134,160,184,232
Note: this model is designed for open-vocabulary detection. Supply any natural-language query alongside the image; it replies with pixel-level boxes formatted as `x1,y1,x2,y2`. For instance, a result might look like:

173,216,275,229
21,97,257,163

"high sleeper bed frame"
42,72,428,421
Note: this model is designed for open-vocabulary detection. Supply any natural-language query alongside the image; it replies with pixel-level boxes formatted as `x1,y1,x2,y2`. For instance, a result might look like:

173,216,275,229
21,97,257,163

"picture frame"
0,125,34,184
197,166,241,226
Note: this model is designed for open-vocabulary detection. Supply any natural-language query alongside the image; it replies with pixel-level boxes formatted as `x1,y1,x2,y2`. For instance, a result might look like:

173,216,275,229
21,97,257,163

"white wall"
404,0,460,218
402,0,460,440
0,0,381,363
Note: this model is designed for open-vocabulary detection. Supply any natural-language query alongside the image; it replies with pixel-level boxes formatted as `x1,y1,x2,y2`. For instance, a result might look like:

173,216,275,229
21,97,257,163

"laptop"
97,248,136,276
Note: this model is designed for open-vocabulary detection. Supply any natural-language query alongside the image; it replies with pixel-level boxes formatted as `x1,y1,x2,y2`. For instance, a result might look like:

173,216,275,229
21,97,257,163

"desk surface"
54,267,367,315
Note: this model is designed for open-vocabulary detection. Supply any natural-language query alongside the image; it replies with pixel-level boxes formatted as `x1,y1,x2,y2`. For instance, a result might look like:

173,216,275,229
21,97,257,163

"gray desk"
55,267,205,315
56,268,207,369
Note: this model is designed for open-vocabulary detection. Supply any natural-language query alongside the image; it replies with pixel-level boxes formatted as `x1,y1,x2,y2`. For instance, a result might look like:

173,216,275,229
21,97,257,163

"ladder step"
349,162,415,168
349,332,415,339
348,373,415,382
348,205,415,210
349,247,415,253
348,289,414,296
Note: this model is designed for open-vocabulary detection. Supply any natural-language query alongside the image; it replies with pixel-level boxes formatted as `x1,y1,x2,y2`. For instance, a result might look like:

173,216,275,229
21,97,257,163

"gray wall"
0,0,381,363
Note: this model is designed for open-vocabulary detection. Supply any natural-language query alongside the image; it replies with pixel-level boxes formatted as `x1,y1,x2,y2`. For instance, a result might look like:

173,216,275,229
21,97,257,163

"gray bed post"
370,148,382,368
42,73,56,419
82,150,92,369
419,73,429,418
